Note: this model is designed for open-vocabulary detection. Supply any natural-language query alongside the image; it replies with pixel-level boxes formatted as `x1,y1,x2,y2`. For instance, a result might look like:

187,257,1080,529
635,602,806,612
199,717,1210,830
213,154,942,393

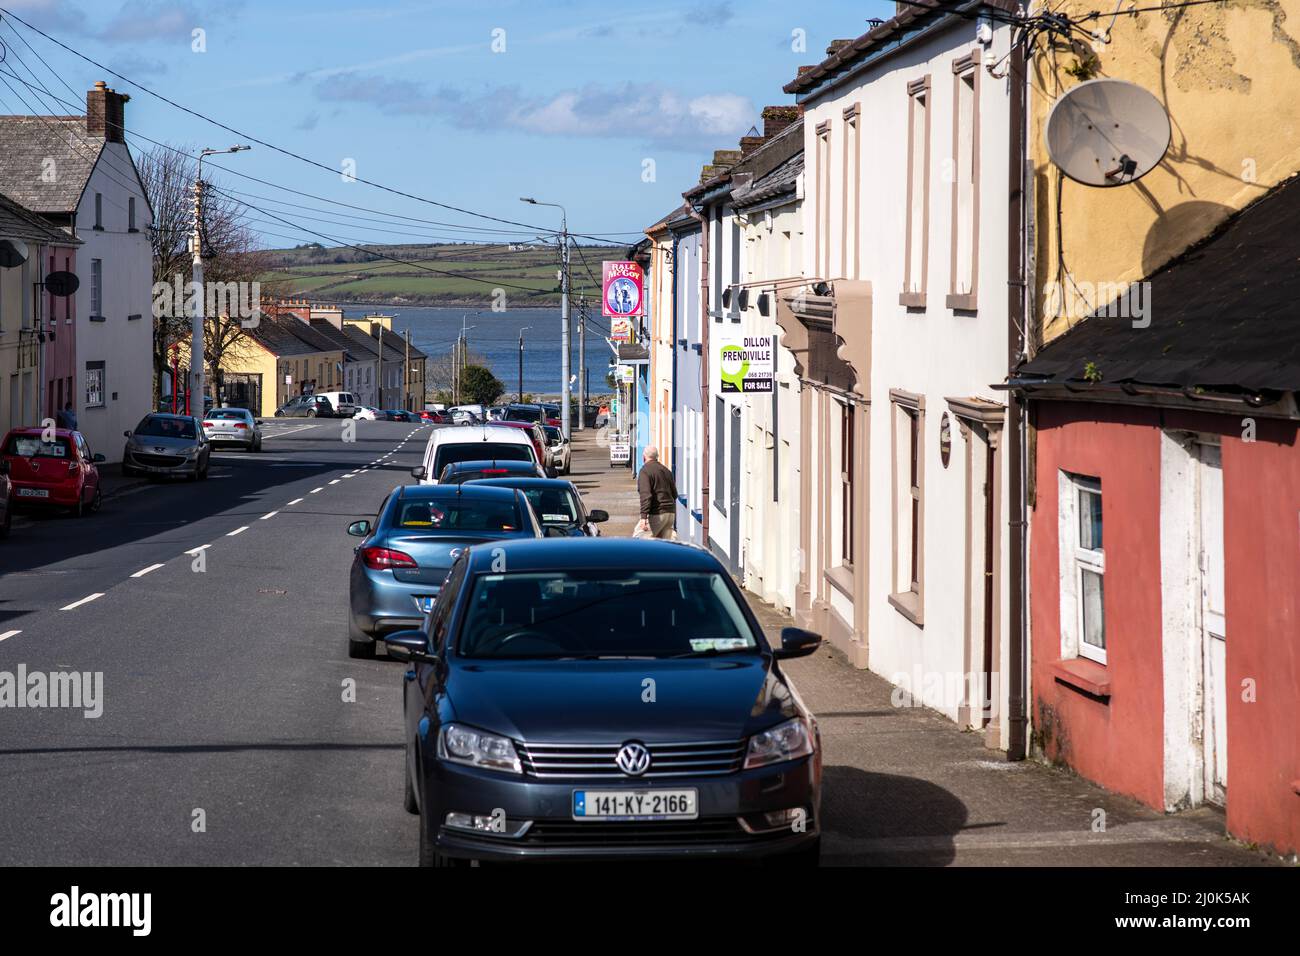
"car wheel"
87,484,102,514
403,746,419,815
0,505,10,539
306,409,317,418
252,438,261,452
347,636,376,660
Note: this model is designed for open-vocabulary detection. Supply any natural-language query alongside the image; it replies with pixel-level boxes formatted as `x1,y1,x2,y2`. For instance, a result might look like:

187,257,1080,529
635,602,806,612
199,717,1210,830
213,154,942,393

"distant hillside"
259,241,624,307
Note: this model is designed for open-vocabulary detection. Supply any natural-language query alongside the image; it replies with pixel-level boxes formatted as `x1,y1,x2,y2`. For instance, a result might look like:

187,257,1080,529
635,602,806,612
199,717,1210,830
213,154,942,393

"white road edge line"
0,629,20,642
131,563,165,578
260,510,279,520
227,526,250,536
60,593,104,611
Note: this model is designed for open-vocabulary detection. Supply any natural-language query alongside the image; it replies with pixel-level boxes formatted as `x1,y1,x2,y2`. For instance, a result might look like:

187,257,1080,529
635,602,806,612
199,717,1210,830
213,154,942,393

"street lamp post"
517,325,532,403
190,145,250,415
521,197,570,440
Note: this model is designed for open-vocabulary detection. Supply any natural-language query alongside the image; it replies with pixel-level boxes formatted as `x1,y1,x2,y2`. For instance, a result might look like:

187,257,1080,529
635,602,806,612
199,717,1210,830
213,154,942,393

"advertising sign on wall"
609,317,633,343
718,333,774,392
602,260,644,318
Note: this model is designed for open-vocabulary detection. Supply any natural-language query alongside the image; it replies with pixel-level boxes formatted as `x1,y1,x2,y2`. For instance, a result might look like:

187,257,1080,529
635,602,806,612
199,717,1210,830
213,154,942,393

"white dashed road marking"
310,487,323,494
131,564,165,578
61,593,104,611
227,526,249,536
329,479,340,485
287,498,303,505
0,630,20,642
260,511,278,520
185,545,211,556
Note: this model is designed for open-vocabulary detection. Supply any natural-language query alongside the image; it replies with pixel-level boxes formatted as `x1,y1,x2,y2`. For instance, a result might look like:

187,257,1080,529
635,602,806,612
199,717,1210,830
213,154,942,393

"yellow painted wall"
1030,0,1300,343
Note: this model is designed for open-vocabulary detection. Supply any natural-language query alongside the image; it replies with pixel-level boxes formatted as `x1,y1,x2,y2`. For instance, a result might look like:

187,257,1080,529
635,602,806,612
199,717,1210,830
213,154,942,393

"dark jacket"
637,459,677,518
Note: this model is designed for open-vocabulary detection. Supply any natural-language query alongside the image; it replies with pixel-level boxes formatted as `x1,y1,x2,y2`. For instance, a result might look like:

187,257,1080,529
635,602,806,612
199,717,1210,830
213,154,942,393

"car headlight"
744,716,814,769
438,723,522,774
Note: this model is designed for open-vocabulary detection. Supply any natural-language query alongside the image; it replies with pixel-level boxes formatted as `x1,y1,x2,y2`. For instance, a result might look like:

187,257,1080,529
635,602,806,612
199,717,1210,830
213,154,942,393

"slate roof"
249,313,334,357
308,319,363,359
0,191,76,243
341,323,408,363
0,116,102,214
732,119,804,210
1012,174,1300,396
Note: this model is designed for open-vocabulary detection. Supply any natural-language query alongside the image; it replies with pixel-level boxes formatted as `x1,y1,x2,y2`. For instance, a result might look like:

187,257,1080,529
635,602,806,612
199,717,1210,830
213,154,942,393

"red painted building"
43,243,79,420
1009,177,1300,857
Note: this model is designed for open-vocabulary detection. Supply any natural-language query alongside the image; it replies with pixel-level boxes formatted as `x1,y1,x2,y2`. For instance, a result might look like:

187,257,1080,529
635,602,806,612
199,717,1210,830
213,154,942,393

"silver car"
202,407,263,452
121,414,212,481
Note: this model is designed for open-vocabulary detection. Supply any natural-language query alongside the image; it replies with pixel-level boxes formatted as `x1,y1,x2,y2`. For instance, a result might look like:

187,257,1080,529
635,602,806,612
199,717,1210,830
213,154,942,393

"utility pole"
577,292,586,430
521,197,570,439
376,320,384,409
517,326,531,403
404,328,411,410
189,145,249,416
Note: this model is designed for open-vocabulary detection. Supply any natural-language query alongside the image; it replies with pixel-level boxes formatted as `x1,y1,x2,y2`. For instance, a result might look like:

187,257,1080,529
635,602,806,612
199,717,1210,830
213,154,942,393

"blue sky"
1,0,899,246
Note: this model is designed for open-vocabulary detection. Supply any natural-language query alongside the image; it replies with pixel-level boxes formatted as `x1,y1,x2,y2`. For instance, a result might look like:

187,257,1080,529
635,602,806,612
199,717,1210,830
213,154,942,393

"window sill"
127,314,142,321
825,564,854,599
888,590,924,627
946,293,978,312
89,315,106,323
899,292,927,310
1050,657,1111,698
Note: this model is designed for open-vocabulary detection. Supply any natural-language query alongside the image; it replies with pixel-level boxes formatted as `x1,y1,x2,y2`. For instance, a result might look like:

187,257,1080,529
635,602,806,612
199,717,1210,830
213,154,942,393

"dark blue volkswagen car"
384,538,824,866
346,484,545,659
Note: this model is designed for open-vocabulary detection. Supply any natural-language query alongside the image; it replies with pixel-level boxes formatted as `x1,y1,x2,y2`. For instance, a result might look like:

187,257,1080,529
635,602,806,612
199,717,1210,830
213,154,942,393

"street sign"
609,433,630,464
718,332,774,392
602,261,644,318
616,364,635,385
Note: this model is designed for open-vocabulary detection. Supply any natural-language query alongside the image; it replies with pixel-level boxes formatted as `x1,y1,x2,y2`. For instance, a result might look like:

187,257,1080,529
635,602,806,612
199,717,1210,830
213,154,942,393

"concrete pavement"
563,429,1282,867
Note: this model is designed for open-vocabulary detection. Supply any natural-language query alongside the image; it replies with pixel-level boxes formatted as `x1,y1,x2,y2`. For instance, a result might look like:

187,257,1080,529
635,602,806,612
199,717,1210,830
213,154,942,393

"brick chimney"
86,81,129,143
762,105,802,140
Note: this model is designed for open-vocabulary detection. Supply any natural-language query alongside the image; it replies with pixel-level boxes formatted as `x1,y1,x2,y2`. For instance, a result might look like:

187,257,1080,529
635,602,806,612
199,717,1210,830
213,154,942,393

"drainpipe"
1006,40,1029,760
688,203,710,546
670,232,679,477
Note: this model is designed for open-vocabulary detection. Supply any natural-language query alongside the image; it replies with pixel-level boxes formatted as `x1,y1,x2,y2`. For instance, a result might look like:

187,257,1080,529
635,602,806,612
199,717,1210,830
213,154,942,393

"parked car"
412,424,541,485
316,390,359,418
158,394,213,416
345,483,545,659
437,459,548,485
539,402,563,427
503,403,545,424
419,409,447,424
1,427,104,516
275,394,334,418
491,420,553,476
542,424,571,475
121,414,211,481
470,477,608,536
353,406,381,421
486,406,507,421
384,409,417,423
0,456,10,538
384,538,824,866
449,408,480,425
202,407,262,452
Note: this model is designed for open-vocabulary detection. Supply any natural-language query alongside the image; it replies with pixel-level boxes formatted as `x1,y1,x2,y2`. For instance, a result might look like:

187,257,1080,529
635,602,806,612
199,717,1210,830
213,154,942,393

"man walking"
636,445,677,539
58,402,77,431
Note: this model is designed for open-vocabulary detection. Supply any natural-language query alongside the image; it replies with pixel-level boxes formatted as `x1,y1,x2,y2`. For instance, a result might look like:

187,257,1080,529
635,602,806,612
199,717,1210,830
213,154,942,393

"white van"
316,391,358,418
413,424,540,484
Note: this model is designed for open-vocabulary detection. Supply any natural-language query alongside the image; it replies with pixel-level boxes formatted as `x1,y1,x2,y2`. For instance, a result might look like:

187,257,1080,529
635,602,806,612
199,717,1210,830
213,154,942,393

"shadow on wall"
820,765,967,866
1140,200,1235,276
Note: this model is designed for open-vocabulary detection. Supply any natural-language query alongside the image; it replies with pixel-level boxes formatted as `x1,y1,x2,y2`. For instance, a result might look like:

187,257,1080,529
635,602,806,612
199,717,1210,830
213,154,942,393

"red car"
1,427,104,517
419,409,447,424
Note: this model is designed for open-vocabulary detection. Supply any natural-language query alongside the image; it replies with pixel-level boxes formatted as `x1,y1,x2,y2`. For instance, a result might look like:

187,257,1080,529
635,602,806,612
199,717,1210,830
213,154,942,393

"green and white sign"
718,333,774,393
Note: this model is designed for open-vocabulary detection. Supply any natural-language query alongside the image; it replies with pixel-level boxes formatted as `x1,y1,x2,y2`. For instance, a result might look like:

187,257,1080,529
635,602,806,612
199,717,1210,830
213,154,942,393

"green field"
260,242,624,306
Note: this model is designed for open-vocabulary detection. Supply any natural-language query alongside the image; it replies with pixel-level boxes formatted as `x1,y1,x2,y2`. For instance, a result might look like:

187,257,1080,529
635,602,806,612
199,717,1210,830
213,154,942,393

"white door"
1198,442,1227,805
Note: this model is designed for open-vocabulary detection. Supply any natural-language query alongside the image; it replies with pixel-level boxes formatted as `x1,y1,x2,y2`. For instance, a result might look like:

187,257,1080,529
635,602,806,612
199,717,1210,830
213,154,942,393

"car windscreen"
134,417,197,440
456,571,759,659
392,497,523,532
505,407,543,422
516,486,580,525
207,410,247,420
5,436,71,458
542,426,562,443
433,442,532,475
441,463,538,484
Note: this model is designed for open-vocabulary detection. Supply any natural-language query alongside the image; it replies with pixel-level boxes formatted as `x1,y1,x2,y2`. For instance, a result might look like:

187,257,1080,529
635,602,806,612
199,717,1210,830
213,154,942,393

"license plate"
17,488,49,498
414,595,436,612
572,789,697,821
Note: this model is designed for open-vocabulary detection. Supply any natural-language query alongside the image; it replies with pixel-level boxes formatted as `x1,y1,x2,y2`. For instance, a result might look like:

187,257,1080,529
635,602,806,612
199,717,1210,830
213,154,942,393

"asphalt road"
0,418,432,865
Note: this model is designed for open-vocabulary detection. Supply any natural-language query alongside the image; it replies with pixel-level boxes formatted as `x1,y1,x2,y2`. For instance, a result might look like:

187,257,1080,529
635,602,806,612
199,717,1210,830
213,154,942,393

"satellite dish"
1046,78,1170,187
45,270,79,297
0,239,29,268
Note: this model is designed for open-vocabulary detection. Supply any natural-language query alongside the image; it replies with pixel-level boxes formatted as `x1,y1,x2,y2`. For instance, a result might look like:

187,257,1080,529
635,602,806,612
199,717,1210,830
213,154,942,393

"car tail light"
234,422,249,429
361,547,418,571
482,468,508,475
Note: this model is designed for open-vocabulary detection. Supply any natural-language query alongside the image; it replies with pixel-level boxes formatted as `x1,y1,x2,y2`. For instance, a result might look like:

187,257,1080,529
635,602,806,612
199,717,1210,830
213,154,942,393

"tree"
459,365,505,406
138,143,283,405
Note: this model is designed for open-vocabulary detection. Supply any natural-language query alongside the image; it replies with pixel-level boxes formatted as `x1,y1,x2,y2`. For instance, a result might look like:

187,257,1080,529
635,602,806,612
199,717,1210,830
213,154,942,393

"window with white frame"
948,53,980,309
90,259,103,316
85,361,105,408
889,390,925,624
902,77,930,307
1059,472,1106,664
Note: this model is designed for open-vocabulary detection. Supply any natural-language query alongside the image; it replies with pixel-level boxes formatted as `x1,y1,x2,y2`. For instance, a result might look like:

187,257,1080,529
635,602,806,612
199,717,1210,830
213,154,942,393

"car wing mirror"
588,509,609,523
410,465,427,479
384,629,438,664
92,453,106,463
773,626,823,660
347,520,371,537
123,430,132,438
